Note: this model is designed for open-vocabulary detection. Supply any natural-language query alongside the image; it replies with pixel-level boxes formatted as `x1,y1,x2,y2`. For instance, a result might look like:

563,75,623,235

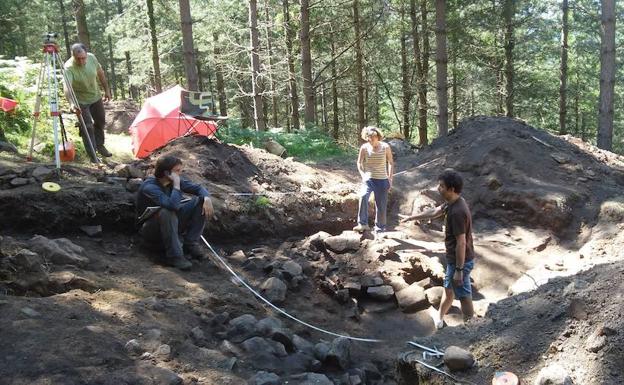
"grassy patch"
219,121,355,162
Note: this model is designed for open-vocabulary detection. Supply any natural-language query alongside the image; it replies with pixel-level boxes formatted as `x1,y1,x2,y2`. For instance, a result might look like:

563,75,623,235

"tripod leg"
27,54,47,161
48,52,61,168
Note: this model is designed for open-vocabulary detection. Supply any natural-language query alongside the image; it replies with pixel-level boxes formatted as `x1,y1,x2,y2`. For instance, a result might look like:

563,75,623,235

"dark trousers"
139,197,205,260
78,98,106,160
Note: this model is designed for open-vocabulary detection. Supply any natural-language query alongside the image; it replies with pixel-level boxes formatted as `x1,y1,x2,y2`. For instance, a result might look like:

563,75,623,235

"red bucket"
59,141,76,162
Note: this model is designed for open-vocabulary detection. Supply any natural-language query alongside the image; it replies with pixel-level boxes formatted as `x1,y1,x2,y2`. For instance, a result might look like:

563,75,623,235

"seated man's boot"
184,243,207,260
166,255,192,270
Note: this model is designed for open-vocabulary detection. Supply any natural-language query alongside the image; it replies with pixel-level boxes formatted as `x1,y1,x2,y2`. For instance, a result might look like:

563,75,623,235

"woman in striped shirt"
353,126,394,233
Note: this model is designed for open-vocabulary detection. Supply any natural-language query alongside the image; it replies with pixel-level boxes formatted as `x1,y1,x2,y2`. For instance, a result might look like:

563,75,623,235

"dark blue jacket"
136,176,210,218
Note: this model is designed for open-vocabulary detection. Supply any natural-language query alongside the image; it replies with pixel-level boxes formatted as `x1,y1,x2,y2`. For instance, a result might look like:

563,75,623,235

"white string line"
212,167,415,197
213,192,298,196
200,235,383,343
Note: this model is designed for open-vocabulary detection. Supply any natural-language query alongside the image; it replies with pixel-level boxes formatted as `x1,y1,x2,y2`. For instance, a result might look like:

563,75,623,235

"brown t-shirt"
443,197,475,264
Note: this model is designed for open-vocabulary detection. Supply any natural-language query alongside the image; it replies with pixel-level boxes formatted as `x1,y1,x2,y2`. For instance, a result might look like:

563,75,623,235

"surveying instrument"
27,32,100,169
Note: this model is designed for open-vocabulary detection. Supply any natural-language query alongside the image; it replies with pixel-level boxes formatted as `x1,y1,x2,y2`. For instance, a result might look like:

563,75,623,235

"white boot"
353,224,370,232
429,307,444,330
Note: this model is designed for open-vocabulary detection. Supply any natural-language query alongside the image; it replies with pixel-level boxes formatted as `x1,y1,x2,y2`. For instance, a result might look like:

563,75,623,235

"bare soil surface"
105,100,140,134
0,116,623,385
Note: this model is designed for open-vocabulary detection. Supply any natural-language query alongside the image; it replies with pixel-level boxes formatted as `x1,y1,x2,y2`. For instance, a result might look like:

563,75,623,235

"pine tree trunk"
115,0,137,99
342,98,347,129
213,33,228,117
321,83,328,131
249,0,266,131
315,87,320,125
239,96,252,129
452,48,458,129
146,0,162,93
421,0,430,141
107,37,117,99
411,0,429,146
503,0,514,117
330,25,339,139
496,64,504,114
331,75,339,139
17,22,27,56
435,0,448,137
196,52,204,92
104,3,117,99
400,4,411,139
364,69,370,124
179,0,198,90
203,57,217,115
300,0,315,126
72,0,90,48
59,0,71,58
353,0,366,133
262,0,278,128
574,73,580,135
558,0,569,134
470,89,475,115
374,86,381,127
119,77,126,99
597,0,616,150
125,51,137,99
283,0,299,131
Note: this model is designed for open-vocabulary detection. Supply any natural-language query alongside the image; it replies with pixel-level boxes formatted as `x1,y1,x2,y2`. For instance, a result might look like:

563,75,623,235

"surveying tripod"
27,33,100,168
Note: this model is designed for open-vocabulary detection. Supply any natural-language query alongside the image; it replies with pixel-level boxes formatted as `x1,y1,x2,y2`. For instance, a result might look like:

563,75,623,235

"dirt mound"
105,100,139,134
394,116,624,239
134,136,359,239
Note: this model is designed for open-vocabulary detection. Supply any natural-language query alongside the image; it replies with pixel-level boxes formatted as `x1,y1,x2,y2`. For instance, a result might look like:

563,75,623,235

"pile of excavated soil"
105,100,140,134
393,116,624,239
137,136,361,238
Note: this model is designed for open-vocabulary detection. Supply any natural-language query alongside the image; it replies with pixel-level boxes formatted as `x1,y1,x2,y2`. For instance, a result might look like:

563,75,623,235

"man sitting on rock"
136,155,214,270
400,169,475,328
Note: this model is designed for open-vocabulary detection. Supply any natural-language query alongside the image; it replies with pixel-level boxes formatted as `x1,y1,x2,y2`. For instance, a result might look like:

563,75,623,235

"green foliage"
254,196,271,208
0,58,35,143
219,122,354,162
0,84,30,141
242,194,272,215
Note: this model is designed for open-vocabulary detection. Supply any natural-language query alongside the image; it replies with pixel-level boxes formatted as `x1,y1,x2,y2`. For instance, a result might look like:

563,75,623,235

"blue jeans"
357,178,390,231
139,197,205,260
443,259,475,299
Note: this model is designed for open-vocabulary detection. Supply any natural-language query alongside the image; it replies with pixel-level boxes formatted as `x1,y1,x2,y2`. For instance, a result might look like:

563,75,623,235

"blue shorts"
443,259,475,299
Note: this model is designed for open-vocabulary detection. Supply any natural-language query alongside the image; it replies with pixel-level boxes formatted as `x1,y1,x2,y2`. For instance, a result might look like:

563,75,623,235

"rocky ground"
0,116,622,385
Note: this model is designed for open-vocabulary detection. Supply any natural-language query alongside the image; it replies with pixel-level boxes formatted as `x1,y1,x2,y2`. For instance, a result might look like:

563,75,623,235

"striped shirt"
362,142,389,179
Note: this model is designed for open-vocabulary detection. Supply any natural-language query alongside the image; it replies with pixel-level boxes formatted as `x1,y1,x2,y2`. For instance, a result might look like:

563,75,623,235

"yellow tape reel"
42,182,61,192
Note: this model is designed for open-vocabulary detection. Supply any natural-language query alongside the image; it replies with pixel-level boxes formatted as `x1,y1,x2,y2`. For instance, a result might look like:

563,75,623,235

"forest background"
0,0,622,155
